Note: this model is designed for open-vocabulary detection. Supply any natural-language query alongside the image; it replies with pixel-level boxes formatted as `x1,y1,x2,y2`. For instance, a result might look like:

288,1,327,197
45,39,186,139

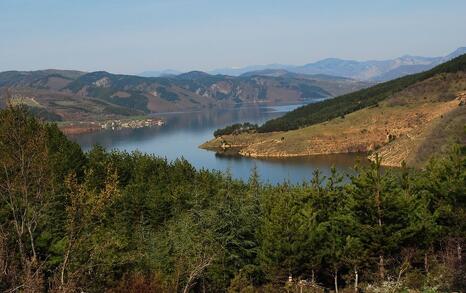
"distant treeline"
214,122,258,137
0,107,465,292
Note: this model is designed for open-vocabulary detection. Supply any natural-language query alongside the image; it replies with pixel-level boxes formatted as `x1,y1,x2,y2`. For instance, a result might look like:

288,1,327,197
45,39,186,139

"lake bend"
69,103,370,184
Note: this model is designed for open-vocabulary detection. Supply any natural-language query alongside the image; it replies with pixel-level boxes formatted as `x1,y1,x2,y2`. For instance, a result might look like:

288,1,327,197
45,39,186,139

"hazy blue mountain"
208,64,295,76
239,69,291,77
441,47,466,61
205,47,466,81
291,55,439,81
175,71,213,80
372,64,434,82
138,69,182,77
371,47,466,81
239,69,352,81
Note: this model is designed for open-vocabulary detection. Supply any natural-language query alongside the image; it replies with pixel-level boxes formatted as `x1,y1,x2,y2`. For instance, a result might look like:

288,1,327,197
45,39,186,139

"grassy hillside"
258,54,466,132
202,69,466,167
0,70,85,88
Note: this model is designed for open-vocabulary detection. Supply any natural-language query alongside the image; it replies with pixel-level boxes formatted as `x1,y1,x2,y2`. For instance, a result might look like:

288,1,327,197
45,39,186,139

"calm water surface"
69,104,369,184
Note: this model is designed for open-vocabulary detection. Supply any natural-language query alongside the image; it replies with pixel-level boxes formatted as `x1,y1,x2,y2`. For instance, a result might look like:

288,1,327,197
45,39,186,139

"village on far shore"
59,117,165,135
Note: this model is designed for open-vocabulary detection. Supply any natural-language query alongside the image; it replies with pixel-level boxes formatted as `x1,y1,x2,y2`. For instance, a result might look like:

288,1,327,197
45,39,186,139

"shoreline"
200,97,465,168
59,117,164,135
200,139,380,164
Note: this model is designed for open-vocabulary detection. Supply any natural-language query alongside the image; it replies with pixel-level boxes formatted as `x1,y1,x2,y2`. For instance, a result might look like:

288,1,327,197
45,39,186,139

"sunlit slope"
201,71,466,167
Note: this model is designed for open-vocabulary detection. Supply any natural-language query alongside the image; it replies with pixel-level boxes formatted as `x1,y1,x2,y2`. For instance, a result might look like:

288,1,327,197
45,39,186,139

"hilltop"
201,54,466,167
0,69,368,122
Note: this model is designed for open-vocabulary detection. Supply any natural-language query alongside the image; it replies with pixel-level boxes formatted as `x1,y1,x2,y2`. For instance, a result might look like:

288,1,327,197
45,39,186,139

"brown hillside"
201,72,466,167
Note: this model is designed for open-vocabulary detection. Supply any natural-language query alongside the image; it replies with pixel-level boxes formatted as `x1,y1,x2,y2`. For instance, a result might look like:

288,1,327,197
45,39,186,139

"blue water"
69,103,368,184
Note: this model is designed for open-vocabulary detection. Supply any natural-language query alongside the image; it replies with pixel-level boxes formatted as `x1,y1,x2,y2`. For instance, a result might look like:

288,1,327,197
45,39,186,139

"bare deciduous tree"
0,104,52,292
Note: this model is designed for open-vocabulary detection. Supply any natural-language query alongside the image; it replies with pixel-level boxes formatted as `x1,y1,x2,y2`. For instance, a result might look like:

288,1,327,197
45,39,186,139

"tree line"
214,122,259,137
0,106,464,292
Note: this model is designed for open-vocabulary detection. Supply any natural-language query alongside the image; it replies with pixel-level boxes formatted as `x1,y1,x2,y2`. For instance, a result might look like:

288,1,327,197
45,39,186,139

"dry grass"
201,83,466,167
9,96,43,108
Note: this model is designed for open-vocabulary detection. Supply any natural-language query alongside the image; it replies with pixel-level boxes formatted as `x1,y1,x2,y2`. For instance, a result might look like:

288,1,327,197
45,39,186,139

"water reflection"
69,103,369,184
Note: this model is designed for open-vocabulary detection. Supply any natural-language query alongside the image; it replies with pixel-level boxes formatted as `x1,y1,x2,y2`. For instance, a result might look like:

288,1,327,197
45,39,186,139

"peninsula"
201,55,466,167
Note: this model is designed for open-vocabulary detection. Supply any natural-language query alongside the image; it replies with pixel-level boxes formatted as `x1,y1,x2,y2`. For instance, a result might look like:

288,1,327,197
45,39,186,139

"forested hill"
0,69,368,121
258,53,466,133
1,106,465,292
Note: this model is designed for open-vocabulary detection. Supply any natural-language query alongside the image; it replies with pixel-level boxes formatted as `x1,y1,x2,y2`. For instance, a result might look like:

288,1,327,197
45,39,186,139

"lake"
69,103,369,184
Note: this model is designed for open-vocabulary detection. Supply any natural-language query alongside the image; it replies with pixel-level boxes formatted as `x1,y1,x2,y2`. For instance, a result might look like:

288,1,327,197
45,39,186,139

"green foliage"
214,122,259,137
259,184,312,281
26,105,63,121
156,86,179,101
45,123,86,181
0,107,465,292
105,93,149,113
297,83,330,99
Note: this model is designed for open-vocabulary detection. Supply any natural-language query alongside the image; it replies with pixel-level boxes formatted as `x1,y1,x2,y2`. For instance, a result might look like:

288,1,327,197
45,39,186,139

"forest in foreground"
0,106,464,292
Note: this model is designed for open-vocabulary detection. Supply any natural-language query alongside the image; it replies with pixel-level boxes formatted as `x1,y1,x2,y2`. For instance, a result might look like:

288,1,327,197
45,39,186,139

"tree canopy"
0,107,464,292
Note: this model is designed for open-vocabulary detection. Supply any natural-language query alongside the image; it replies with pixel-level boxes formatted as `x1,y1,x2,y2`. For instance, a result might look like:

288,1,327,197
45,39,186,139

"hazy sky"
1,0,465,74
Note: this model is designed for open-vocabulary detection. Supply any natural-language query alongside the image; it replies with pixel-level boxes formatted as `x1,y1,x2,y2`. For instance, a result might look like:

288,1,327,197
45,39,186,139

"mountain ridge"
164,47,466,81
0,69,369,121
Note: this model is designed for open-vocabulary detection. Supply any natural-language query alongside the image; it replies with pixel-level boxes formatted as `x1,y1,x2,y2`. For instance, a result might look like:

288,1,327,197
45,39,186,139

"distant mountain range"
141,47,466,81
286,47,466,81
0,69,369,121
138,69,182,77
4,47,463,122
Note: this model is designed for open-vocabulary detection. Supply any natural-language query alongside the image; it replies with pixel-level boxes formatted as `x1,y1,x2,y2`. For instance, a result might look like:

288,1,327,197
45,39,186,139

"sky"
1,0,465,74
